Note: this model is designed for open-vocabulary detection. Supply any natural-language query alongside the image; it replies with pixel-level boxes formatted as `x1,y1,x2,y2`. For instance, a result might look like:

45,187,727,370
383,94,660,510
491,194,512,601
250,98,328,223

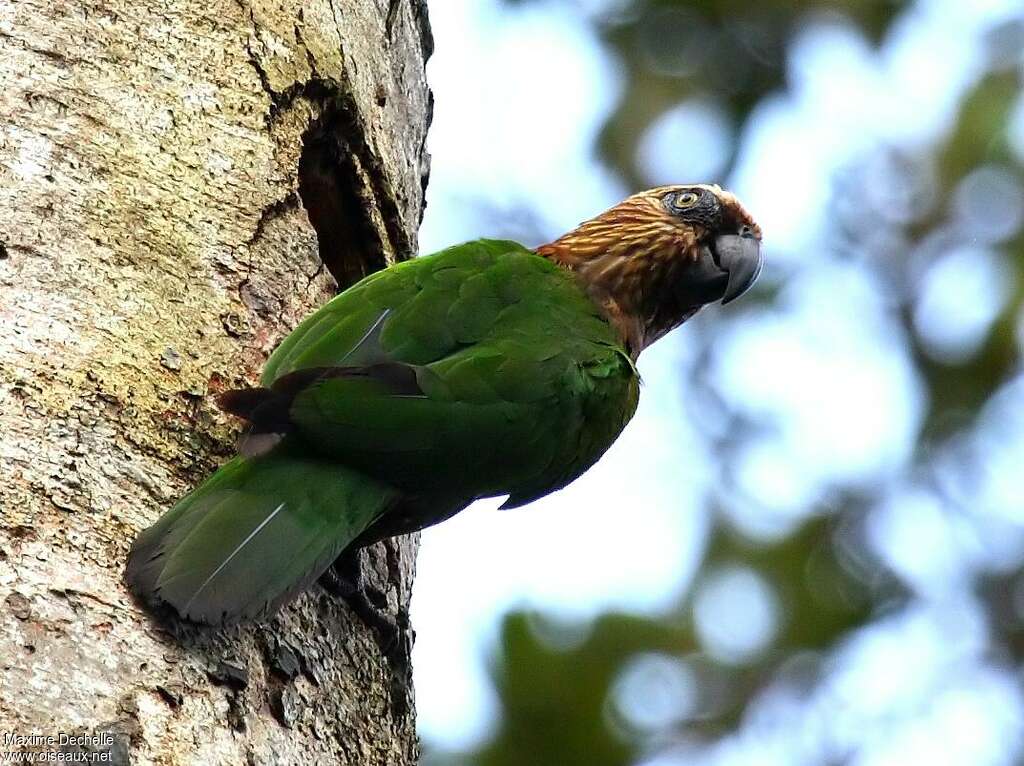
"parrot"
125,184,762,627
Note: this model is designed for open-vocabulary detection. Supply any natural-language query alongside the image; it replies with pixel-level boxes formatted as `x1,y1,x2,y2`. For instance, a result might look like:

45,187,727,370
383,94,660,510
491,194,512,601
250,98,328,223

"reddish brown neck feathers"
537,187,757,357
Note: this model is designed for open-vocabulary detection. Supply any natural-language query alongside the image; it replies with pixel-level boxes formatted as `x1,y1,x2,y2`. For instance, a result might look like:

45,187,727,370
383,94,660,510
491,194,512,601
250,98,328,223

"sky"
411,0,1024,759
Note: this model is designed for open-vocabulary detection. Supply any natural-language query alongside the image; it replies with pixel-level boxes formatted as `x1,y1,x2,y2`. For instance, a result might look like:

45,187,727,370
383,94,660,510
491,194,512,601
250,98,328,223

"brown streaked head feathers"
536,185,762,357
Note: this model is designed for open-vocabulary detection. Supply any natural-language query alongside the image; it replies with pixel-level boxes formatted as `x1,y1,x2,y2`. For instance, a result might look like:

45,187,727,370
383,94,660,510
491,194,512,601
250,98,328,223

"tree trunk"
0,0,432,762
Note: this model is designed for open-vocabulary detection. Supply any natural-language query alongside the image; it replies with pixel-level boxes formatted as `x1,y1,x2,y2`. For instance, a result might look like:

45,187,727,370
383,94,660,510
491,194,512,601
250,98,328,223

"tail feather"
125,445,398,624
217,387,292,435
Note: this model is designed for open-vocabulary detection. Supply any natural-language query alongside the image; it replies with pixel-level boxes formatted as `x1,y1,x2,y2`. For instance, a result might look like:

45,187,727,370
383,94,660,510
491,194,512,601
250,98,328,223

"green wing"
262,239,639,504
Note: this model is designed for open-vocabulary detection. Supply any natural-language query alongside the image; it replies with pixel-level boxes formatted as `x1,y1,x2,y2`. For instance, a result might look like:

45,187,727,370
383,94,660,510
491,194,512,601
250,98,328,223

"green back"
264,239,640,506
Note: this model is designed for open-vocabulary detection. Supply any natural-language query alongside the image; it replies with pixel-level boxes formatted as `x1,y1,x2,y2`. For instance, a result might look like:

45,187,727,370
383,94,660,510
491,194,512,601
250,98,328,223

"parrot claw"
319,547,413,719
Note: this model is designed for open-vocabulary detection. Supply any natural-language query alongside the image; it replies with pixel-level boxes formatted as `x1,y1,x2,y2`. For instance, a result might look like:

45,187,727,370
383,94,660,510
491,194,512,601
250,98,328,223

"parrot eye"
663,188,721,227
672,191,700,209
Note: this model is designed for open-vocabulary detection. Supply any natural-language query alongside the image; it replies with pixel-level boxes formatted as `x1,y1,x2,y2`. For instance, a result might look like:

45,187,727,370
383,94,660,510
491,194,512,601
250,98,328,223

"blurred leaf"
908,70,1024,440
471,612,690,766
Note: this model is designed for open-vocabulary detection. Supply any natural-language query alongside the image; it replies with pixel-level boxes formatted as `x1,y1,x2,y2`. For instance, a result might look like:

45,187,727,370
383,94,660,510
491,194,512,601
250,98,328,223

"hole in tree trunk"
297,105,389,290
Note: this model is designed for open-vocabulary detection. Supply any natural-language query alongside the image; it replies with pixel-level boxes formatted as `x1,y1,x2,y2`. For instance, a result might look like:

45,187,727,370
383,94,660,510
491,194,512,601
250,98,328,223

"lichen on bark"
0,0,432,762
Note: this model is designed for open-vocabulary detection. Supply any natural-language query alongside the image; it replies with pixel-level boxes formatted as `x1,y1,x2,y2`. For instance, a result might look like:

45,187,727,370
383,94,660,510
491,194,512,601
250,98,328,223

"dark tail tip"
217,387,294,435
217,387,276,420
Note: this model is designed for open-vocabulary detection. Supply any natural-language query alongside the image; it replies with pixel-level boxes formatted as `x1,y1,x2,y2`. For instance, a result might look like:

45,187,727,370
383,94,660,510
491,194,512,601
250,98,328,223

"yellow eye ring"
675,192,699,207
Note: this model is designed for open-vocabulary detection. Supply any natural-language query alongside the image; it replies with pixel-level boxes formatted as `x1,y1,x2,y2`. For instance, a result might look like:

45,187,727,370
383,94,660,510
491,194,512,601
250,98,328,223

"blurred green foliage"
512,0,906,190
914,69,1024,437
451,517,901,766
425,1,1024,764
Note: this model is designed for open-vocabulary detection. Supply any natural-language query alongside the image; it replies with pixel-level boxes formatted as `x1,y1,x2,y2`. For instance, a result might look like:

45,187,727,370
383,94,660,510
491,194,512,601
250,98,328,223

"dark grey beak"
715,232,763,305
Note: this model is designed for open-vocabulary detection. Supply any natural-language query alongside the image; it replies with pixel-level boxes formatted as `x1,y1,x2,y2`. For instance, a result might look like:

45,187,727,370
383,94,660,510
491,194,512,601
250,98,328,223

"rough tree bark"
0,0,432,762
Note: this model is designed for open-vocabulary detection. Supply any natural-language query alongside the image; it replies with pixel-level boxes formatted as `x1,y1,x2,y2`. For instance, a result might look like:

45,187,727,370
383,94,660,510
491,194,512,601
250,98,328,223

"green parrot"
125,184,762,625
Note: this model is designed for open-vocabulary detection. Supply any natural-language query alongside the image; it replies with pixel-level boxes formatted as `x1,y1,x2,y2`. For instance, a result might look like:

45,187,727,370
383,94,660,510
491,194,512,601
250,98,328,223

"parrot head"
536,185,762,355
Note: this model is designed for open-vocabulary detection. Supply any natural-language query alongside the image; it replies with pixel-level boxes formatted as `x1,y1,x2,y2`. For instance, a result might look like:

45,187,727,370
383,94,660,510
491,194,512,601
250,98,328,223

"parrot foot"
319,546,413,719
